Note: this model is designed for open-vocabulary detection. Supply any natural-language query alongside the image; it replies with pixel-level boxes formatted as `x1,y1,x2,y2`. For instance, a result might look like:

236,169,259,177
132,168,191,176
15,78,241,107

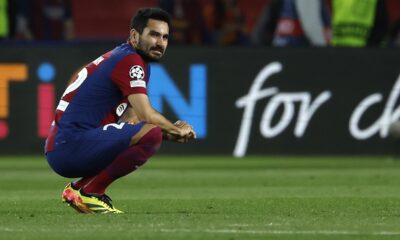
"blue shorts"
46,122,145,178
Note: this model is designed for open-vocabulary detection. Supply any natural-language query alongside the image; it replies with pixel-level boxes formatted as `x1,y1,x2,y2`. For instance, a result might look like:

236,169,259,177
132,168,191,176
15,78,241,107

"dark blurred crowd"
1,0,73,41
1,0,400,47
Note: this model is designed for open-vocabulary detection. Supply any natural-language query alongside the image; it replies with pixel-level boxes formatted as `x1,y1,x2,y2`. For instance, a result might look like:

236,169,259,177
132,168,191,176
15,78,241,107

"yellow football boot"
61,183,123,214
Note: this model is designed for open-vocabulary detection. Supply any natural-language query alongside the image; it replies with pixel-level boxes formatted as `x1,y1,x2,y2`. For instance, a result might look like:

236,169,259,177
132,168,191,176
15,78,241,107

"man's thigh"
46,122,145,177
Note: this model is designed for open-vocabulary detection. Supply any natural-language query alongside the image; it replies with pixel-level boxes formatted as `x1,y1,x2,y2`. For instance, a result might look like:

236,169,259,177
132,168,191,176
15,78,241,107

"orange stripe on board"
0,64,28,118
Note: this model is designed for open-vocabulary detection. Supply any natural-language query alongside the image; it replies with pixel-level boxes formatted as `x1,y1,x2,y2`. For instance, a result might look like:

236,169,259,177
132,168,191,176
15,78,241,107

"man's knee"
129,124,161,146
139,126,162,148
131,124,162,150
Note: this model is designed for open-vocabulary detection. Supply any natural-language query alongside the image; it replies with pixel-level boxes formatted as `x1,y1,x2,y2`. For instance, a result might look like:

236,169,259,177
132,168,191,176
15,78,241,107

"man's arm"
127,93,193,138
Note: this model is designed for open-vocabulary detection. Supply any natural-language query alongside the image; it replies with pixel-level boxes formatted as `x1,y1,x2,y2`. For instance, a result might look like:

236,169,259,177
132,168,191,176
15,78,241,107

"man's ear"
129,29,139,45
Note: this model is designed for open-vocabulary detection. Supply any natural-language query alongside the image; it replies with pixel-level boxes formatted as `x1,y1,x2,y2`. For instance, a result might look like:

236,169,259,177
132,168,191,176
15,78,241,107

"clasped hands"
166,120,196,143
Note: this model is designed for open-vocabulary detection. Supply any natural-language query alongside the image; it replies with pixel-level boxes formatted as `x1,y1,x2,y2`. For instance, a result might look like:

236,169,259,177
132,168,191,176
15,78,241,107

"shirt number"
103,122,125,131
56,68,88,112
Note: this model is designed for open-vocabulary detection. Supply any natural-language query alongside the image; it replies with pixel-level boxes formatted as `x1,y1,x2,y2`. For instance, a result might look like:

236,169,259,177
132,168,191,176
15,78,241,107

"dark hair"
130,8,171,34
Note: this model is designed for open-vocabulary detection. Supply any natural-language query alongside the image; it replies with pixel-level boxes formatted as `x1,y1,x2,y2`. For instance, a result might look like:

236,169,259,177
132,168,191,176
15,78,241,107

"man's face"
134,19,169,62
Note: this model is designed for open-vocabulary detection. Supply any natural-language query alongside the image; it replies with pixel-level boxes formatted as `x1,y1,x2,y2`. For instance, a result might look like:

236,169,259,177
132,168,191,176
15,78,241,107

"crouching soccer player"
44,8,196,214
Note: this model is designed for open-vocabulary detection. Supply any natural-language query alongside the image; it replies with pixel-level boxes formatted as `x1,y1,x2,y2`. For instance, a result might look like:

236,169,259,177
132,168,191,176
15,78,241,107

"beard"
136,48,160,63
135,41,164,63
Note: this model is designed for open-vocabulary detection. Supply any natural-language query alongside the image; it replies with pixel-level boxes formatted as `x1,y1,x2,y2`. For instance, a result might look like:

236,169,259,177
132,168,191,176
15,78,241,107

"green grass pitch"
1,155,400,240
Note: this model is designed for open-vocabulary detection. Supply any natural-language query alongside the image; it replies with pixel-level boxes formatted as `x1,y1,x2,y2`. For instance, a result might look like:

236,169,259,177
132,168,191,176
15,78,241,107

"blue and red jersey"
45,43,150,153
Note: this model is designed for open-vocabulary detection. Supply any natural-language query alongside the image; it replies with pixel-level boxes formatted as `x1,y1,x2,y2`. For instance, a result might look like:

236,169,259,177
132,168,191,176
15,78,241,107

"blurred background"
1,0,400,156
1,0,400,47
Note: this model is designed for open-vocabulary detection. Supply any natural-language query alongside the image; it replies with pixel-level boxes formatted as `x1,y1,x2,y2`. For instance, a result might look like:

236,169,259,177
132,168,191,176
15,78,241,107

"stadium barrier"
0,44,399,156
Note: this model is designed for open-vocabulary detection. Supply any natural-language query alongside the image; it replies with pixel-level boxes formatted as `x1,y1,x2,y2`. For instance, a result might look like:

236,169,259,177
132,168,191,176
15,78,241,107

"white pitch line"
158,228,400,236
0,227,23,232
2,226,400,236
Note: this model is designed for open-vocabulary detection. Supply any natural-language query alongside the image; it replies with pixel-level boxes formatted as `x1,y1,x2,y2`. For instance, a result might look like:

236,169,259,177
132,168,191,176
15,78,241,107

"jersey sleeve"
110,54,149,96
